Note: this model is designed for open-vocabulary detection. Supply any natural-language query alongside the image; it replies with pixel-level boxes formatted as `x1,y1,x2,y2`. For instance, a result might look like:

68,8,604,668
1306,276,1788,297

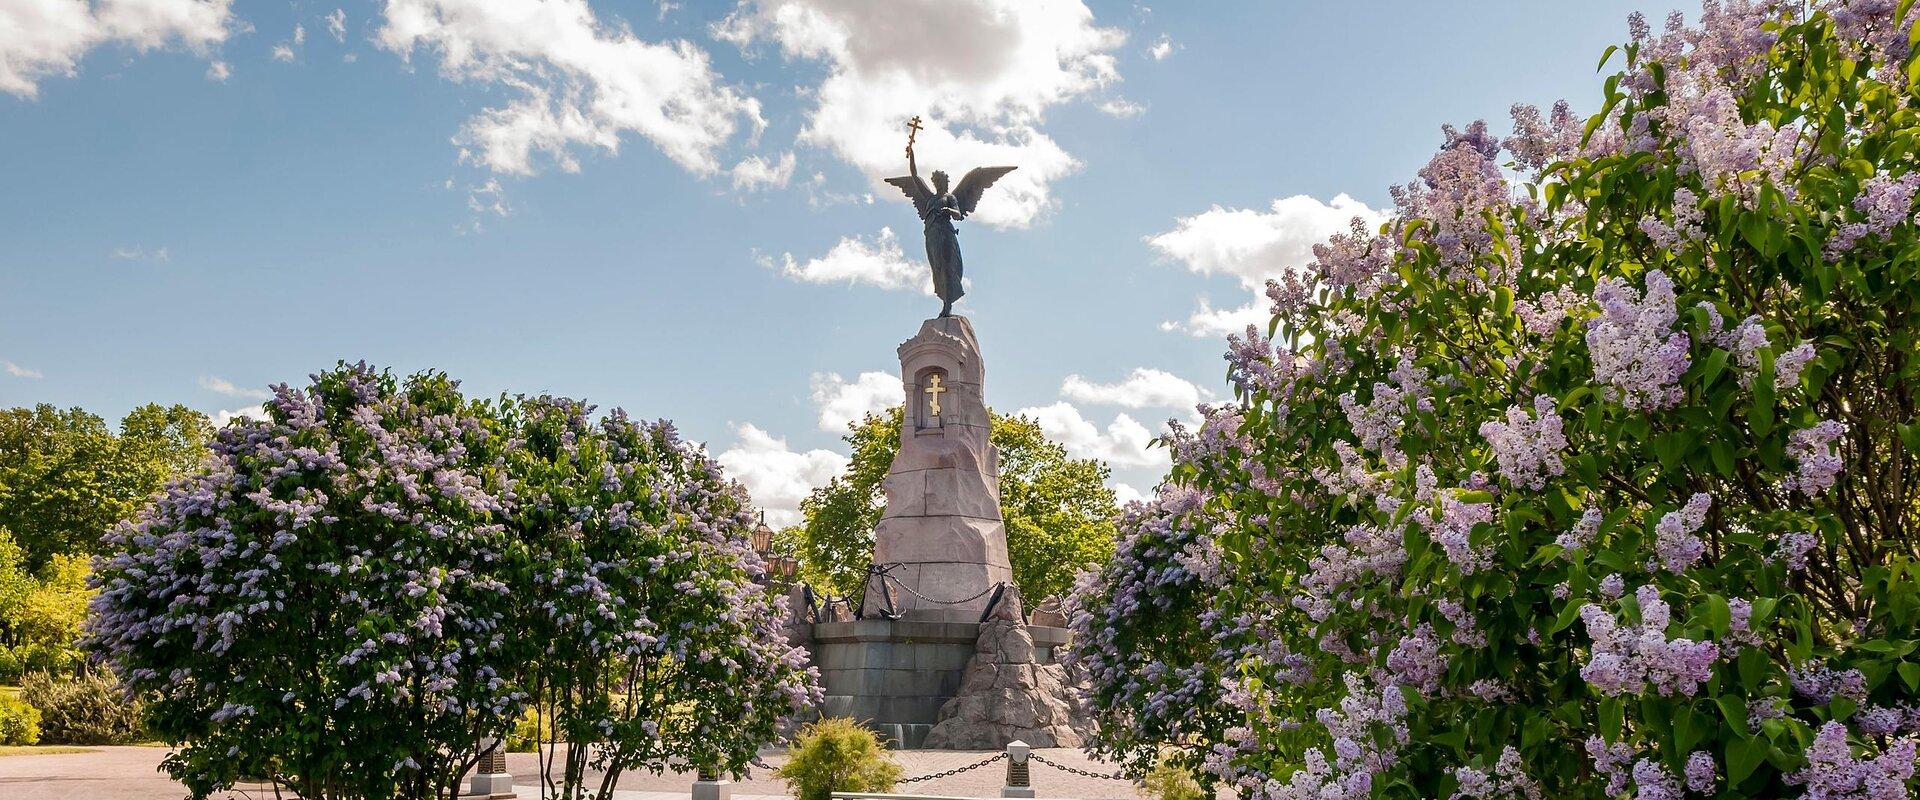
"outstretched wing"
884,175,937,220
952,166,1017,214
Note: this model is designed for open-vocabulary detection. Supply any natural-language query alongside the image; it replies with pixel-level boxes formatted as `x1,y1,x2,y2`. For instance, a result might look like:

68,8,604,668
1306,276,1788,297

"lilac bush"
1070,3,1920,797
88,365,817,800
505,397,818,799
89,365,524,799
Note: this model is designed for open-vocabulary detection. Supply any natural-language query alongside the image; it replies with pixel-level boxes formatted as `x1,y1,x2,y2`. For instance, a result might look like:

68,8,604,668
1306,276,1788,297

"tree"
1070,4,1920,799
798,407,1120,602
506,397,818,799
0,403,212,569
0,528,93,677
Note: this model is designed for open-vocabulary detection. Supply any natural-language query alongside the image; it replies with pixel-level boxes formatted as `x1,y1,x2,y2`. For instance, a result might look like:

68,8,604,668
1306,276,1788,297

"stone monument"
807,315,1082,748
798,118,1088,749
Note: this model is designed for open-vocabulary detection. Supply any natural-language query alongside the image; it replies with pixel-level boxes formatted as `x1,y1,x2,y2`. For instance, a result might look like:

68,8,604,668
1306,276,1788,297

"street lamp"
751,512,774,556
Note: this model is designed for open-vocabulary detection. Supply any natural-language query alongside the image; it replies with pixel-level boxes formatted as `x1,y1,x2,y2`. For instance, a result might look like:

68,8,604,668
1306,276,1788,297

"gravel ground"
0,745,1141,800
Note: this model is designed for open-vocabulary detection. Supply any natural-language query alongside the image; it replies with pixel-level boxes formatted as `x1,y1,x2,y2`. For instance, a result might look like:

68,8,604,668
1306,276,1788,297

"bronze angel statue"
885,117,1015,317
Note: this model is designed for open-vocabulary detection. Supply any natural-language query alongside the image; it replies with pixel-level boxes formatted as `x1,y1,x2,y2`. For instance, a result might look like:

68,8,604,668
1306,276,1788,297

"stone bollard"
692,768,734,800
1002,740,1034,799
465,737,515,799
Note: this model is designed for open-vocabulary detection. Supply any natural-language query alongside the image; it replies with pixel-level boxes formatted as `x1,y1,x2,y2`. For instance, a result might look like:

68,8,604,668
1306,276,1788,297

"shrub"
20,671,142,745
1069,2,1920,798
88,365,528,800
1141,752,1204,800
87,365,819,800
0,694,39,745
503,708,546,753
775,718,902,800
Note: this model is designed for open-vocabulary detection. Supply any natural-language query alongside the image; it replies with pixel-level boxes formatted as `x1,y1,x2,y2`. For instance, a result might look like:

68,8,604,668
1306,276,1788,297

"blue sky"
0,0,1668,522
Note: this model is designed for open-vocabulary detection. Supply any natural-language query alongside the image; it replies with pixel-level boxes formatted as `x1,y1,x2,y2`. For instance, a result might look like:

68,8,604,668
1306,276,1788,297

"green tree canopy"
0,403,212,569
797,406,1120,602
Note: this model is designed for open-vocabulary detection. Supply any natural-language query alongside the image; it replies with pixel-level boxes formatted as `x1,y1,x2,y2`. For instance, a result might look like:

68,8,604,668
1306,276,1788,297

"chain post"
467,736,515,799
692,768,732,800
1002,740,1034,798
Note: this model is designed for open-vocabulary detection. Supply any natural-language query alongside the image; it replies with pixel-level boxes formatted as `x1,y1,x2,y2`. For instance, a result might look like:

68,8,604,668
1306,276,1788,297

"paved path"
0,745,1139,800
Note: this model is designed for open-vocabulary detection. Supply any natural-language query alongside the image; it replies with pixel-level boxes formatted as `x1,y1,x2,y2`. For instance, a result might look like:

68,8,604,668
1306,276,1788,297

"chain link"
896,752,1007,784
1027,753,1131,782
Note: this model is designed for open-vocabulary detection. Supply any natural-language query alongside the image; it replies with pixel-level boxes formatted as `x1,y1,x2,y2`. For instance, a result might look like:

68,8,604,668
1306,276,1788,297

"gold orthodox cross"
924,373,946,417
905,115,923,158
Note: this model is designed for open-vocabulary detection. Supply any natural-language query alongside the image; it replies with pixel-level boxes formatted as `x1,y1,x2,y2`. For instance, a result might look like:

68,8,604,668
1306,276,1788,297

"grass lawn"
0,745,97,756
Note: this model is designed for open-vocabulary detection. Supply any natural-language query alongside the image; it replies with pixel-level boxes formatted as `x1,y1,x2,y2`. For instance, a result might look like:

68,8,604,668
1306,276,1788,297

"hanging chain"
896,752,1008,784
1027,753,1131,781
865,563,1007,606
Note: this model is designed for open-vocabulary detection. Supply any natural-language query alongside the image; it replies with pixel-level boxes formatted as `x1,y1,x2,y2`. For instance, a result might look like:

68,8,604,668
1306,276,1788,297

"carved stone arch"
913,366,949,429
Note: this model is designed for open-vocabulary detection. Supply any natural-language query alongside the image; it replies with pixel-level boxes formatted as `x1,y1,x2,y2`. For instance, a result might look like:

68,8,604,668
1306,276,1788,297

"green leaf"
1728,735,1769,785
1601,698,1624,741
1701,349,1731,388
1716,694,1749,732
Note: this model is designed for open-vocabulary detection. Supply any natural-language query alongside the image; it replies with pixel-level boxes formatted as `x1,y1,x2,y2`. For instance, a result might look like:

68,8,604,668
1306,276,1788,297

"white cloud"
716,0,1126,228
731,151,796,191
271,42,294,61
1148,193,1384,291
325,8,346,41
810,370,900,432
204,59,229,81
466,178,509,216
1096,98,1143,118
111,244,169,261
214,404,266,425
714,422,848,527
293,22,305,45
1161,294,1267,338
770,227,928,294
0,0,236,98
1014,401,1165,469
2,360,43,379
1110,481,1146,506
199,375,271,400
1060,367,1210,410
1149,193,1383,337
377,0,763,177
1147,33,1174,60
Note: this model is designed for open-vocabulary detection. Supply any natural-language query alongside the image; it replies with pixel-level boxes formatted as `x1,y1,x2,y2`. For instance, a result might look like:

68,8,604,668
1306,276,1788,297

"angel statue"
885,116,1016,317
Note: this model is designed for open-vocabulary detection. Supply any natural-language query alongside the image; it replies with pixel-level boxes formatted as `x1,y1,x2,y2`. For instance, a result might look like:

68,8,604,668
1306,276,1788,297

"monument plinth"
866,316,1014,622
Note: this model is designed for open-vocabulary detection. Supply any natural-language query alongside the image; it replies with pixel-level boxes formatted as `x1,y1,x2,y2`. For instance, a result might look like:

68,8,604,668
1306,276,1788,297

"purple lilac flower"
1587,270,1690,410
1685,750,1717,793
1557,506,1604,553
1787,721,1918,800
1785,420,1847,495
1775,532,1819,571
1479,395,1568,491
1586,737,1636,796
1579,584,1718,697
1633,758,1684,800
1791,663,1869,705
1653,492,1713,573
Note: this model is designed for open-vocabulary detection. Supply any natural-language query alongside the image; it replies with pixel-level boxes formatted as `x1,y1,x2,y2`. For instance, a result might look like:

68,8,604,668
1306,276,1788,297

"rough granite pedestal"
808,316,1079,748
